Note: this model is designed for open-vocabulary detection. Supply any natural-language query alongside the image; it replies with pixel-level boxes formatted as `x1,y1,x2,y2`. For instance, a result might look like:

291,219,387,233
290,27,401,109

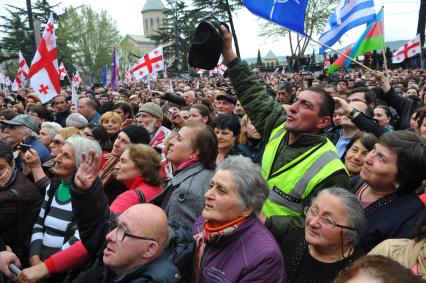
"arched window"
157,18,160,28
145,19,148,30
150,18,154,27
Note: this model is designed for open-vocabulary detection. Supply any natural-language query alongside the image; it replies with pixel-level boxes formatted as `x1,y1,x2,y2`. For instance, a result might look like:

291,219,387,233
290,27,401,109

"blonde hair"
239,115,250,144
126,144,163,186
100,111,123,127
58,127,80,140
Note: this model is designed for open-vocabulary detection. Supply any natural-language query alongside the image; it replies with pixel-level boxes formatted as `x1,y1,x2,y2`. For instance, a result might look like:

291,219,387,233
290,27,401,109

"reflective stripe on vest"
267,151,338,212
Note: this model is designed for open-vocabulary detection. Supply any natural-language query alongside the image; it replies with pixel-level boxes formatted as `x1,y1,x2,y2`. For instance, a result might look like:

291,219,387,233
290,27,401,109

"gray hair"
217,155,269,214
41,122,62,140
65,135,102,168
314,188,365,246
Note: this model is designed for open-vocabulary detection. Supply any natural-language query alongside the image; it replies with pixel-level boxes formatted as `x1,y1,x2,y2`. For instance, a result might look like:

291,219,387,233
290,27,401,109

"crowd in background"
0,28,425,283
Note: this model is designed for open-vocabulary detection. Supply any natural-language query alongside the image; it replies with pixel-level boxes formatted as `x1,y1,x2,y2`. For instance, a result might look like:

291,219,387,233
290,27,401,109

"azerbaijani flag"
327,48,353,74
328,8,384,74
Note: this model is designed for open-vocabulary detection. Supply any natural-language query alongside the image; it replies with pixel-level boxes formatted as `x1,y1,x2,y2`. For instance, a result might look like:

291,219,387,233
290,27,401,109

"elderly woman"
0,141,42,265
193,155,285,282
161,121,218,230
213,114,242,164
273,187,365,283
39,122,62,148
354,130,426,252
48,127,80,159
22,136,101,282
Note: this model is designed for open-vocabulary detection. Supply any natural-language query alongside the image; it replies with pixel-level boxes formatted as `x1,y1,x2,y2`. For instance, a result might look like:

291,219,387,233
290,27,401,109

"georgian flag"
28,13,60,104
209,64,227,76
59,62,68,80
131,46,164,81
392,34,422,64
18,51,29,78
72,71,82,87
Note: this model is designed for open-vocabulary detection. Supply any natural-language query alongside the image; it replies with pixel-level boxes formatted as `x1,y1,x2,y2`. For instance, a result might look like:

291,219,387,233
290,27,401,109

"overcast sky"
0,0,421,58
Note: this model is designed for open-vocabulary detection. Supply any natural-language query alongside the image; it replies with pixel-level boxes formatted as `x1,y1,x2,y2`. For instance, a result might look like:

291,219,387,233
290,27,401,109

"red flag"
28,13,60,104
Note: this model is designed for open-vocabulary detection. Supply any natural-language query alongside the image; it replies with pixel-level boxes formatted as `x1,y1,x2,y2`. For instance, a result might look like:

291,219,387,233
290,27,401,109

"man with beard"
136,102,171,152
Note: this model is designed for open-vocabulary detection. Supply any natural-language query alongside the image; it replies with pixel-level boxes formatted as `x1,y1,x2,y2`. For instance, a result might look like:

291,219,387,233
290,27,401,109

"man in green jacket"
220,26,350,235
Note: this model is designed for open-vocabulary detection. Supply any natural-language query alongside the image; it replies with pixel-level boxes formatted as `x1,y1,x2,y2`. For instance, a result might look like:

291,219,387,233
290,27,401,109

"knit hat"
66,113,89,129
138,102,163,119
120,125,151,144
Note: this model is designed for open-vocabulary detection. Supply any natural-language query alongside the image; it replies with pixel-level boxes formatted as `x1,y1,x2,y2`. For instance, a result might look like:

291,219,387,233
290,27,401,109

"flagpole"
284,28,377,73
380,6,388,73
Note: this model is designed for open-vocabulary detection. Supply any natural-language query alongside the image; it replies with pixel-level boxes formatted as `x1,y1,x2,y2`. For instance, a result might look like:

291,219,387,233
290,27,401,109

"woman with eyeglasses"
272,187,365,283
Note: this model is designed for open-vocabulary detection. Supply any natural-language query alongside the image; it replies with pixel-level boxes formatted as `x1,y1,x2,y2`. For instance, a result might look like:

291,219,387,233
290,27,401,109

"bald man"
68,151,192,283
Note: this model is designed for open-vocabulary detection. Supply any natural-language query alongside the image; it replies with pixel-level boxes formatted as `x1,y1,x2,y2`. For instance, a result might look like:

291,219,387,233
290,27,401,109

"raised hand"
333,97,353,115
21,149,42,170
74,150,101,190
220,25,237,63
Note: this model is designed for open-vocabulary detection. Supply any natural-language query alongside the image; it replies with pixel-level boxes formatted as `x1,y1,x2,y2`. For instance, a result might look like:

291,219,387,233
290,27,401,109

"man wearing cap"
136,102,171,152
1,114,51,169
219,26,349,234
215,94,236,115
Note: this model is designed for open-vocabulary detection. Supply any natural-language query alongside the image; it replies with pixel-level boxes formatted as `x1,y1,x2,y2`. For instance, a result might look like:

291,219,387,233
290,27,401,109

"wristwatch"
347,108,360,120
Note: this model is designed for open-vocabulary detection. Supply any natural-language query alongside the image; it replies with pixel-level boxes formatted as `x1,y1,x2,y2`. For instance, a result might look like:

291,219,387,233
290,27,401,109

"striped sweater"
30,180,79,260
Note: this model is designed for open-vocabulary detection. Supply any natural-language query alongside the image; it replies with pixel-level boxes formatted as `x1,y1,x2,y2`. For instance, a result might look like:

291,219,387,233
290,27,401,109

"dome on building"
142,0,166,13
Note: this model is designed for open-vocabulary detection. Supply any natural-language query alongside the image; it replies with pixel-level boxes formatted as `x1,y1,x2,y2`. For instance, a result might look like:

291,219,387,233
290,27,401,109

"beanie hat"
138,102,163,119
66,113,89,129
120,125,151,144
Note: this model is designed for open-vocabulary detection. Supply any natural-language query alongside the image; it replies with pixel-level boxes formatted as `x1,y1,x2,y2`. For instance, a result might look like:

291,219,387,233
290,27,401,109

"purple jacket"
192,214,286,283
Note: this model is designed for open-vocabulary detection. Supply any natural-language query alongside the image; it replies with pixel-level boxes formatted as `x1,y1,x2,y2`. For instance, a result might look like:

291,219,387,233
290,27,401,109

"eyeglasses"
52,139,64,146
304,206,355,231
113,223,156,243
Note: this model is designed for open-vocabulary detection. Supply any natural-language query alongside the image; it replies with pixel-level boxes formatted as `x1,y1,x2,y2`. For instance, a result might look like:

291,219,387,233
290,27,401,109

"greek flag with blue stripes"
319,0,377,53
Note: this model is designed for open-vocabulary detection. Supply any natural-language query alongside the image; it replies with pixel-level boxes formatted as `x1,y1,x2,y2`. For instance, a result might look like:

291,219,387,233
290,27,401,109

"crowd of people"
0,26,425,283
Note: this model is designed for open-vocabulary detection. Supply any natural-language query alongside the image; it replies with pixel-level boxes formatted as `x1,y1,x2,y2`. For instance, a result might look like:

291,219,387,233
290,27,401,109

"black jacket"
70,178,194,283
0,169,42,264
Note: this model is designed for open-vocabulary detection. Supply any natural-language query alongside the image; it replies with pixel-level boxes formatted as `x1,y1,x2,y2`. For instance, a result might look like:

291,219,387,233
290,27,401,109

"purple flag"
111,48,118,91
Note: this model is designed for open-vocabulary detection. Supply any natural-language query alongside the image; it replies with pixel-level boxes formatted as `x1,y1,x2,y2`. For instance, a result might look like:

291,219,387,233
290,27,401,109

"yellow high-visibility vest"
262,123,348,217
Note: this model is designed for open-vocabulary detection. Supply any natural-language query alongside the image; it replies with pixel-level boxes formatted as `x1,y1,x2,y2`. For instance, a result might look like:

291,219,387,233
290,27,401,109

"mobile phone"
20,143,32,151
9,263,21,276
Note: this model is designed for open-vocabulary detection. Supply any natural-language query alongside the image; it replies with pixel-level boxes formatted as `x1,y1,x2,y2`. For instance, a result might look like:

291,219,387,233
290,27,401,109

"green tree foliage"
56,5,121,81
190,0,243,57
259,0,340,57
256,49,263,66
0,1,59,64
149,0,205,74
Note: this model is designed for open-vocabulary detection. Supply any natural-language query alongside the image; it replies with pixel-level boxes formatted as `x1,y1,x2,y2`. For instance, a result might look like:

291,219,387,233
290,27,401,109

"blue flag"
243,0,308,36
101,65,108,87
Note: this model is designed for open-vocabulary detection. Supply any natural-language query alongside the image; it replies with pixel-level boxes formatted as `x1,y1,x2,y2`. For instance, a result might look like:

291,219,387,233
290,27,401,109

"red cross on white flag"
18,51,29,77
392,34,421,64
323,52,331,69
59,62,68,80
28,13,60,104
12,51,29,91
131,46,164,81
72,71,82,87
